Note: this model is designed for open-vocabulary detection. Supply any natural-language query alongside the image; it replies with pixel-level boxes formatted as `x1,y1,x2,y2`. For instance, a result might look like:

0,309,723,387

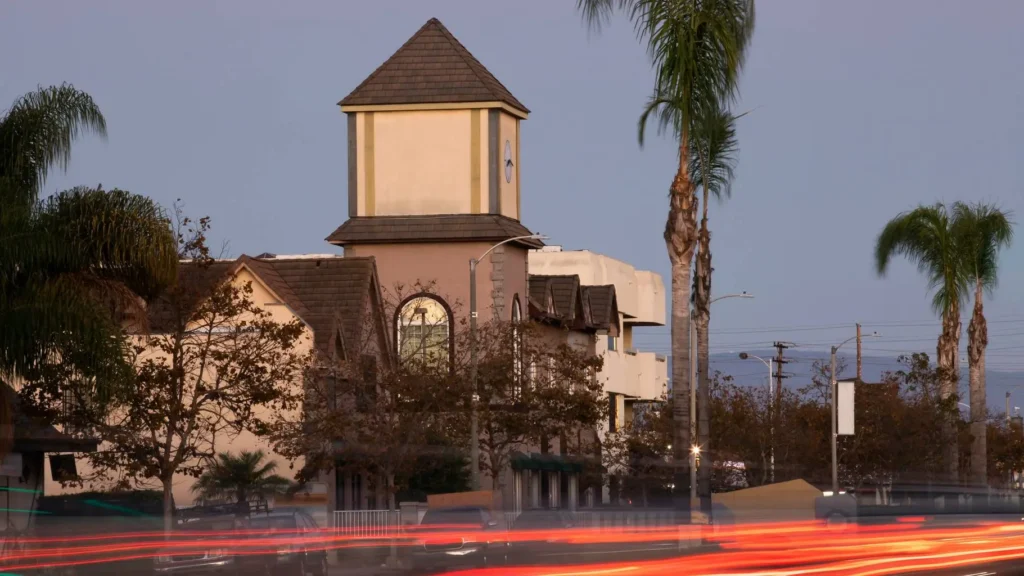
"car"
407,506,508,574
152,509,327,576
244,510,329,576
505,509,578,565
153,516,244,575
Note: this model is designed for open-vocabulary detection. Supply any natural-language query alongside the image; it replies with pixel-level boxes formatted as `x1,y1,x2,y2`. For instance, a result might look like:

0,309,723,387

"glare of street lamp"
690,445,701,456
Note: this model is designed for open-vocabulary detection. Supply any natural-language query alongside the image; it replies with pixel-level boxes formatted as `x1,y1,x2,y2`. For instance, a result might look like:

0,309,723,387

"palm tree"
193,450,292,511
875,203,969,480
0,84,177,457
952,202,1014,486
690,106,741,504
577,0,755,501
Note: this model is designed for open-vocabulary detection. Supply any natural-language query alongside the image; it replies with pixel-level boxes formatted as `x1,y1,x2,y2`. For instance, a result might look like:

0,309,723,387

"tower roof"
338,18,529,114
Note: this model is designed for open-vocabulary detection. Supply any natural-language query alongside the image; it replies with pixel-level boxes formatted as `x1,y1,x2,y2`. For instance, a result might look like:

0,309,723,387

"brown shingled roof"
326,214,544,248
256,256,380,355
528,276,620,333
583,285,618,328
338,18,528,114
147,256,388,358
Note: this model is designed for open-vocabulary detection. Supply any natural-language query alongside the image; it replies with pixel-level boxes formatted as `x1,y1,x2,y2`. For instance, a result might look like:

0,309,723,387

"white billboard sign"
837,380,855,435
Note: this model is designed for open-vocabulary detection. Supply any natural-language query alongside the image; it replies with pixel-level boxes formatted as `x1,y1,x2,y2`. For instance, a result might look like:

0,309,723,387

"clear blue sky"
3,1,1023,377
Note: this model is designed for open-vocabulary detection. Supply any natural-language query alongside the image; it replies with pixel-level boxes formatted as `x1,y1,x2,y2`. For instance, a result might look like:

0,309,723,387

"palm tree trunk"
695,206,712,513
666,134,697,512
937,301,962,482
968,279,987,486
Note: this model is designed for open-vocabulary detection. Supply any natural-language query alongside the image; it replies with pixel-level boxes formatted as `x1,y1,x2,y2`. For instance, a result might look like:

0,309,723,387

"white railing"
570,509,675,532
334,510,401,538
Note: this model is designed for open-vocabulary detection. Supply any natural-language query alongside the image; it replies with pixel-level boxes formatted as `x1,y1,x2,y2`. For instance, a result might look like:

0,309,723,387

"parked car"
153,509,326,576
506,509,577,565
245,510,329,576
815,483,1024,526
407,506,508,574
153,515,244,575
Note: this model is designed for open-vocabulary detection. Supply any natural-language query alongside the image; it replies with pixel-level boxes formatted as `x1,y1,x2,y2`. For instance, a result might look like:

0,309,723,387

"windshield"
177,519,237,532
421,509,484,527
248,516,298,531
514,511,570,530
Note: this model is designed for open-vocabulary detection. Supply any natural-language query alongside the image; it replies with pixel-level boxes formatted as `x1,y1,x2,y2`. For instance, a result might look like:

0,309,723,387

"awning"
510,452,586,474
3,384,98,454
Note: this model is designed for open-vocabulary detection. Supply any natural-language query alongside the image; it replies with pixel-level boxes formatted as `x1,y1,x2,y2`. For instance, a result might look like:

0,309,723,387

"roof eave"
339,100,528,119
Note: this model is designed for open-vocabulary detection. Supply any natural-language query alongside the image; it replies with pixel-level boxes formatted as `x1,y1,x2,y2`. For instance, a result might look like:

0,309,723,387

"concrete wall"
347,242,529,331
528,248,666,327
44,266,313,507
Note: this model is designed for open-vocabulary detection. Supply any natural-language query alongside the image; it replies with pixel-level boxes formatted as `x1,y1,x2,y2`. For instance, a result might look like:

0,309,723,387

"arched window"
511,296,523,398
395,294,451,366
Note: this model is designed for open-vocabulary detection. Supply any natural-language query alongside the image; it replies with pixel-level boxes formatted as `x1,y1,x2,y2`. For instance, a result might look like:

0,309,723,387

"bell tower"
337,18,529,221
328,18,541,327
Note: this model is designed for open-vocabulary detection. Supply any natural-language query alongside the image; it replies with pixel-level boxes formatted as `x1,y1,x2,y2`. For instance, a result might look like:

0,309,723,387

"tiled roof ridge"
338,18,527,112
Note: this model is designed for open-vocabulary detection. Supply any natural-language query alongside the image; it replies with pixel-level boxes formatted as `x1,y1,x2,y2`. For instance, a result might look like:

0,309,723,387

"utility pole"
856,324,863,381
772,342,792,405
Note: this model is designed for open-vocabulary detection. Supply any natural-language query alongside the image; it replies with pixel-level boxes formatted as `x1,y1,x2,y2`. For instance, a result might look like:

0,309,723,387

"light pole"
830,330,879,495
690,292,753,504
469,234,547,491
739,352,774,482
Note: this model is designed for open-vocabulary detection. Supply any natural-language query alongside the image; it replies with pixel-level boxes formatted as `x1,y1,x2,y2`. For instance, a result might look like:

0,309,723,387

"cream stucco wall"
498,111,519,220
44,266,313,507
369,110,473,216
348,107,525,220
528,248,666,326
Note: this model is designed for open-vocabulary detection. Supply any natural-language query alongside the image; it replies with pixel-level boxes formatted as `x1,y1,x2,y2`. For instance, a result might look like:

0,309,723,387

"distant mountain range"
665,349,1024,413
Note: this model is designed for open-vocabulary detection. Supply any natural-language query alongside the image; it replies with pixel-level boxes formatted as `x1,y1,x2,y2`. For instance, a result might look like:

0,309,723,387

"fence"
333,509,401,538
338,507,676,535
503,509,676,532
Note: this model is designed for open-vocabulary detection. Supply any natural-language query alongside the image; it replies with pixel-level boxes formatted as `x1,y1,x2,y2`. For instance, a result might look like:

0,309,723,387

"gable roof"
583,285,618,329
254,256,383,355
147,256,389,358
327,214,544,248
528,276,621,334
338,18,529,114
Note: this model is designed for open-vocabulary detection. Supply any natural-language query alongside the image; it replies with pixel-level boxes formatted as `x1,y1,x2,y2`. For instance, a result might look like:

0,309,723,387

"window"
512,297,523,399
396,295,450,365
607,335,617,352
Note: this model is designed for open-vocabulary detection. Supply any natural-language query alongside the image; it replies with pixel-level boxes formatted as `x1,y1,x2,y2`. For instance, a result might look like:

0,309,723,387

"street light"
739,351,774,482
689,292,753,504
469,234,547,491
830,330,880,495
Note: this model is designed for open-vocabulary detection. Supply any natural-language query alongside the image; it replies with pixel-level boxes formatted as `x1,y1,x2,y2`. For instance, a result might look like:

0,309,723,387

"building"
327,18,666,511
44,254,391,522
529,247,668,430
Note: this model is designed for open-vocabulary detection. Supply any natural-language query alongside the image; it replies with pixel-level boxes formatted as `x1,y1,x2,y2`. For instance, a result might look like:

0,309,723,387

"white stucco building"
529,247,667,431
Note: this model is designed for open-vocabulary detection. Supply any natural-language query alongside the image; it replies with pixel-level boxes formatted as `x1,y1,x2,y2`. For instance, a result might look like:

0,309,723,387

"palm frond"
193,450,292,503
0,84,106,206
689,104,742,201
874,203,970,315
637,94,683,148
630,0,755,154
952,201,1014,293
576,0,640,31
37,186,178,300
